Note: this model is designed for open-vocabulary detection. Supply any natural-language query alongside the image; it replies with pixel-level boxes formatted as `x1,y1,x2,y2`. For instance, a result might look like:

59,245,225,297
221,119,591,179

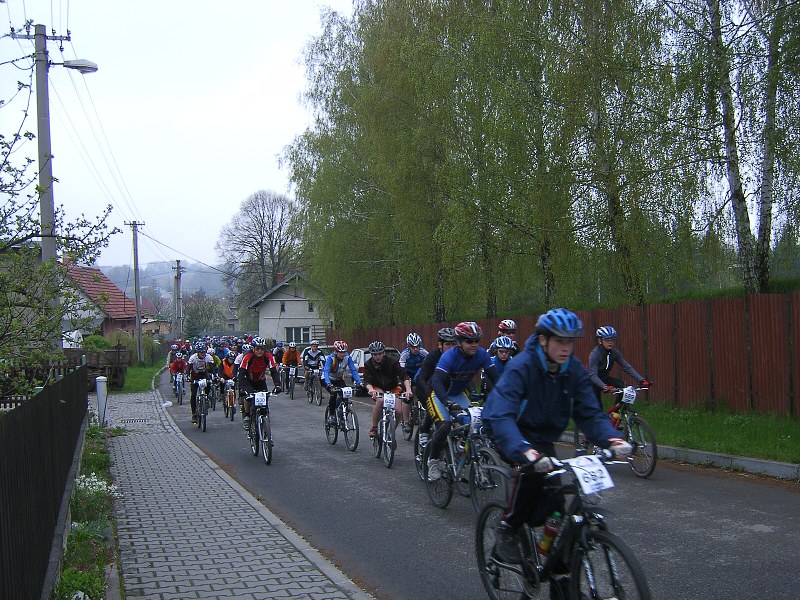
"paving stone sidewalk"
104,390,373,600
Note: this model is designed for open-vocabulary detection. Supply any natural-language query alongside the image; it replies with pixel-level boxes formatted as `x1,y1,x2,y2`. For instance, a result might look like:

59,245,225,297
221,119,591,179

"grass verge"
54,421,126,600
115,364,163,394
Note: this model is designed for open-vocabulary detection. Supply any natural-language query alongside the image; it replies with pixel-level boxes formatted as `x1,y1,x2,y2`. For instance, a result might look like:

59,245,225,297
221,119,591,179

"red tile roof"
65,263,138,320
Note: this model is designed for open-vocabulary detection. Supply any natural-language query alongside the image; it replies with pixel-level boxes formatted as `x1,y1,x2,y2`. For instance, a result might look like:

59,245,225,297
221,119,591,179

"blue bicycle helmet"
536,308,583,338
194,342,207,353
493,335,514,349
406,333,422,347
595,326,617,339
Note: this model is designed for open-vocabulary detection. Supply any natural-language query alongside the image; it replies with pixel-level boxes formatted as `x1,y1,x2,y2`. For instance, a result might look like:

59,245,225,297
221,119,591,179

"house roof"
248,272,321,309
64,262,139,320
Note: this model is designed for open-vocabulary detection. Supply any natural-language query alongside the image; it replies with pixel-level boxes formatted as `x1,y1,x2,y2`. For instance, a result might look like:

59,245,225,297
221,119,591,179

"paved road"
160,373,800,600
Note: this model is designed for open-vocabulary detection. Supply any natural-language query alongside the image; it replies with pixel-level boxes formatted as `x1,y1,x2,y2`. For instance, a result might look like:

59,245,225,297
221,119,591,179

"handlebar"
603,385,650,394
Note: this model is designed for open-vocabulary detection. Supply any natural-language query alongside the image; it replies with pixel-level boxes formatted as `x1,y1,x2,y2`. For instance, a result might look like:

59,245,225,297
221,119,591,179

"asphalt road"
159,372,800,600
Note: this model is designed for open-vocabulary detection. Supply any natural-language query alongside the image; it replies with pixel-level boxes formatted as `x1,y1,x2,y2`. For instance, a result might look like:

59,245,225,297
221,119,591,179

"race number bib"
571,455,614,494
622,386,637,405
468,406,483,430
341,386,353,399
254,392,268,407
289,367,296,377
197,379,207,390
383,392,396,410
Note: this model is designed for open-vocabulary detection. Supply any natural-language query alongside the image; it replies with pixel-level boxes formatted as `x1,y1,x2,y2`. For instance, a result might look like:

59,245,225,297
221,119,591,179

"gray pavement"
104,387,374,600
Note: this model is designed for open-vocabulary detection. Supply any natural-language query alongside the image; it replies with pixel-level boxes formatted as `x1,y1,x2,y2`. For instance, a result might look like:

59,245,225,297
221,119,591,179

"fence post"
96,376,108,426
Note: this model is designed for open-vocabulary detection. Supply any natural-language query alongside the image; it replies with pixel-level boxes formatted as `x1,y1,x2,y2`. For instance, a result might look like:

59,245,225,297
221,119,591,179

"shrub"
82,335,110,351
54,566,106,600
70,473,121,523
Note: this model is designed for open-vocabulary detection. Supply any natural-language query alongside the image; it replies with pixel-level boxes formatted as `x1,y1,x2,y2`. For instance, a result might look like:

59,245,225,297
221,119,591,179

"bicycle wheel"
325,406,338,445
414,429,426,481
307,378,314,404
249,417,259,456
373,417,383,458
475,502,531,600
424,444,454,509
199,394,207,432
260,413,273,465
177,380,183,405
402,404,414,441
570,528,651,600
222,394,229,418
455,442,472,497
210,387,217,411
343,405,359,452
289,377,295,400
470,447,508,514
316,380,323,405
383,413,396,468
229,393,236,421
626,415,657,478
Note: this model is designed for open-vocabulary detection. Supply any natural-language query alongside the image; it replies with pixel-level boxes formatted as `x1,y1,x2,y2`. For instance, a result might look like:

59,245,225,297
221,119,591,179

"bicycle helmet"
288,342,297,348
194,342,207,353
251,337,266,348
406,333,422,347
333,340,348,352
536,308,583,338
242,344,252,353
276,341,284,347
310,340,320,346
175,352,184,359
596,326,617,339
454,321,483,341
437,327,457,343
170,344,179,351
494,335,514,350
498,319,517,333
207,348,215,355
368,340,385,354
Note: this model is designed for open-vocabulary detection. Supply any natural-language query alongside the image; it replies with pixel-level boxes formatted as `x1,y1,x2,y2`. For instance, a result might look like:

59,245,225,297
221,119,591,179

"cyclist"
399,332,428,383
414,327,458,448
169,351,188,397
488,319,520,356
426,321,499,481
364,340,414,439
167,343,180,367
490,335,514,376
323,340,362,427
218,350,237,401
282,341,301,392
272,341,285,365
238,337,276,430
482,308,632,597
187,342,215,425
301,340,325,393
579,326,650,454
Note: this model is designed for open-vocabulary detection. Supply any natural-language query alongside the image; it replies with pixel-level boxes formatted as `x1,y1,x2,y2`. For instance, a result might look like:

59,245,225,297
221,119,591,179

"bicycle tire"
470,447,508,514
177,380,183,405
316,380,323,406
223,396,229,418
343,405,359,452
414,429,426,481
475,502,531,600
373,418,383,458
260,413,273,465
455,441,472,497
626,415,657,478
249,417,259,456
307,377,314,404
570,528,651,600
424,444,454,509
383,413,396,468
325,406,338,445
402,404,414,441
229,392,236,421
289,376,295,400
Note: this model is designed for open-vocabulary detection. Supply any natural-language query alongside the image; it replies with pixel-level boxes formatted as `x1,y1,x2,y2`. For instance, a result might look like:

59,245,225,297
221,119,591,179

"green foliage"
183,289,227,338
117,364,162,394
82,335,110,351
54,567,106,600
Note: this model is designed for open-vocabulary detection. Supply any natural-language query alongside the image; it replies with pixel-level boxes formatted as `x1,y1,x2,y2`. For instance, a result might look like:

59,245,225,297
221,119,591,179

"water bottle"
537,512,562,556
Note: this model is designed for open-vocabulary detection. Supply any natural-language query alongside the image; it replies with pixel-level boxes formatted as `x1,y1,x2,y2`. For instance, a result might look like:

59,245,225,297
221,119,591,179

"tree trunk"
707,0,758,293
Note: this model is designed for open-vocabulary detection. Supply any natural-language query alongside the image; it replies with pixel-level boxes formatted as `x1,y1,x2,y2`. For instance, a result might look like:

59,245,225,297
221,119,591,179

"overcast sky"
1,0,353,269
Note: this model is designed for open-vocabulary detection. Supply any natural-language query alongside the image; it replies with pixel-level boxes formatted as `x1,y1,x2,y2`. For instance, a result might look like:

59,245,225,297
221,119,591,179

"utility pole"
172,260,186,340
126,221,145,364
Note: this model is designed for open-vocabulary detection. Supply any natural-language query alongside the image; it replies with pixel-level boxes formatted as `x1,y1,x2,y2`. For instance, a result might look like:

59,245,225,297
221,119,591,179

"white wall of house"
256,284,326,343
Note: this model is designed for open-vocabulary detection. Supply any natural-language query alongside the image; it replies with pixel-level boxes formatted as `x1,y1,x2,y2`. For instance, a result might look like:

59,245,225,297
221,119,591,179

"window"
285,327,310,344
308,301,314,312
280,301,286,313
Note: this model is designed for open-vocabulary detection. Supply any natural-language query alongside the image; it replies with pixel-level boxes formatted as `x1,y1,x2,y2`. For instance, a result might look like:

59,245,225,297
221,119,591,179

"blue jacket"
483,334,620,462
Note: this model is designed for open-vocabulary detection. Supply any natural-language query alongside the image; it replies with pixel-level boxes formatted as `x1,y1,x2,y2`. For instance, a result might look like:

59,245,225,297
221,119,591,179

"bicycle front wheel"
343,406,359,452
383,414,396,468
289,377,295,400
424,444,454,509
626,415,657,478
199,395,207,432
414,429,426,481
249,418,259,456
570,529,651,600
260,413,273,465
307,378,314,404
470,447,508,514
325,406,338,445
455,445,472,498
373,419,383,459
316,380,323,405
475,502,531,600
402,405,414,441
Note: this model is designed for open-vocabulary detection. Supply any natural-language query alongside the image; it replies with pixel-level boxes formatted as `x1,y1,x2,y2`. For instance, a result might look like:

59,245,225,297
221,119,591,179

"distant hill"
98,261,227,298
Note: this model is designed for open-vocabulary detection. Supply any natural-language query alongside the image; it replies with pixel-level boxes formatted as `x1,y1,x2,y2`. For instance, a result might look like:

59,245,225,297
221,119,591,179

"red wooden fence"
329,292,799,417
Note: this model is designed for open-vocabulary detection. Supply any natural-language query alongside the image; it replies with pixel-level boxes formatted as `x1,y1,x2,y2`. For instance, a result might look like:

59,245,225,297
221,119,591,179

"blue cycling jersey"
491,355,511,377
399,347,428,378
432,346,497,400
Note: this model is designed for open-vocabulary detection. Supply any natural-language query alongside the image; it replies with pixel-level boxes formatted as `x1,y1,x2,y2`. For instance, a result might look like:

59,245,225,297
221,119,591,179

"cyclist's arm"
431,369,450,401
322,356,333,387
481,363,532,462
587,348,607,389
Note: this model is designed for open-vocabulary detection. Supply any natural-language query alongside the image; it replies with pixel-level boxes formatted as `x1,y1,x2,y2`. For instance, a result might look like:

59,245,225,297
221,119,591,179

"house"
247,272,329,344
64,262,153,337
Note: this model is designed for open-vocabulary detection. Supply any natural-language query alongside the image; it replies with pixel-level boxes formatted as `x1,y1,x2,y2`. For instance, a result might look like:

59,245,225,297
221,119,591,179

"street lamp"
32,24,98,266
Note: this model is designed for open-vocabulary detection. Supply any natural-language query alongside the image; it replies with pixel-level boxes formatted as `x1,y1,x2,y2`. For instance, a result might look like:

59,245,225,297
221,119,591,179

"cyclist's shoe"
493,522,521,564
243,415,251,430
427,459,442,481
326,415,337,427
368,426,378,438
549,576,589,600
272,387,282,395
191,414,197,425
402,421,413,434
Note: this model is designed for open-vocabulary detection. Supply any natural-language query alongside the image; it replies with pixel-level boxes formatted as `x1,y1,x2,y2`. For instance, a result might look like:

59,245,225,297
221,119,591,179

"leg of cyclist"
326,378,346,426
426,392,468,480
189,380,199,424
368,386,385,438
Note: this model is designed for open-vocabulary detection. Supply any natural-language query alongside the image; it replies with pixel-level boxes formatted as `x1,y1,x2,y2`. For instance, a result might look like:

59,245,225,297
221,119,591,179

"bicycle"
423,402,491,508
174,372,185,405
324,386,359,452
222,379,236,420
245,391,273,465
575,386,657,478
403,393,425,441
475,451,651,600
209,375,219,411
195,378,210,432
286,365,298,400
305,367,322,405
372,391,408,468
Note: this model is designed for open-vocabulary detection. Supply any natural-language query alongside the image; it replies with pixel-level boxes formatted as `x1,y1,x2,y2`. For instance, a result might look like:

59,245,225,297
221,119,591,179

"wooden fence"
330,292,799,417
